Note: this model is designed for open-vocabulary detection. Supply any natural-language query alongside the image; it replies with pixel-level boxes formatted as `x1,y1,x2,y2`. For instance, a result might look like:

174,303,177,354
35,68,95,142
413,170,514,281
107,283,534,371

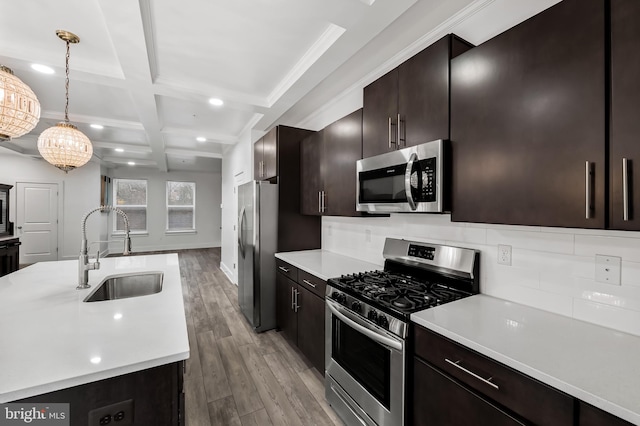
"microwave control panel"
418,157,436,202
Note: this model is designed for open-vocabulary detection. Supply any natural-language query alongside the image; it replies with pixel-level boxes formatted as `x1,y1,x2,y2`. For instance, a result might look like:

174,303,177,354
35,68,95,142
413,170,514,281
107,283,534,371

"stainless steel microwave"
356,139,447,213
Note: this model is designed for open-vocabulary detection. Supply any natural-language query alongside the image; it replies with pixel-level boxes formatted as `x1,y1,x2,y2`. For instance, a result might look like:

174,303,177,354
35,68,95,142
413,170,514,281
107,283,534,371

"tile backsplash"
322,214,640,336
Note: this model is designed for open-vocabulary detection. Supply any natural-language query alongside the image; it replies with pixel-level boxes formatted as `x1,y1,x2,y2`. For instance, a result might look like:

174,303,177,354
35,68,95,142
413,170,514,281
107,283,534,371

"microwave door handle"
405,153,418,211
327,299,403,351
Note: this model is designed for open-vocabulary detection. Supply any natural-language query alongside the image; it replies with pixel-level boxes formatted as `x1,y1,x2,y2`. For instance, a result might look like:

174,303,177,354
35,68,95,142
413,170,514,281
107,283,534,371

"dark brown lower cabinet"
413,357,524,426
16,361,184,426
578,401,633,426
413,325,633,426
296,285,325,374
276,271,298,344
276,260,325,375
413,325,574,425
0,238,20,277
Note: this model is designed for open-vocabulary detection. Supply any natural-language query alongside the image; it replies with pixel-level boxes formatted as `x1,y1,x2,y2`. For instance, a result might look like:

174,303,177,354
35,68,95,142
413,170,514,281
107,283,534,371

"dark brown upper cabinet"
300,109,363,217
254,127,278,181
363,34,473,159
451,0,606,228
610,0,640,230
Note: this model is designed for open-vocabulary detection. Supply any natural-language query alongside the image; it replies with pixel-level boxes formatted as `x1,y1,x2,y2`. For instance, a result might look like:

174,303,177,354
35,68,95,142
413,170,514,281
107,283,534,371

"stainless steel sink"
84,272,164,302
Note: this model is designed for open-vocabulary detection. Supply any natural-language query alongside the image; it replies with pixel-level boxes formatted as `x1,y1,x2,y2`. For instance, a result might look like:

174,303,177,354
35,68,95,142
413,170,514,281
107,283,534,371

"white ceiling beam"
39,111,145,131
165,148,223,159
160,127,237,144
91,141,153,153
97,0,168,172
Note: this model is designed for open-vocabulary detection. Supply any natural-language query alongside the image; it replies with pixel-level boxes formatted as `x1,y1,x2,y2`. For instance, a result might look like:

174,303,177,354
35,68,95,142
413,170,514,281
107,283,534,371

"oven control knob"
331,291,340,301
367,310,378,322
336,293,347,304
351,301,361,313
378,315,389,329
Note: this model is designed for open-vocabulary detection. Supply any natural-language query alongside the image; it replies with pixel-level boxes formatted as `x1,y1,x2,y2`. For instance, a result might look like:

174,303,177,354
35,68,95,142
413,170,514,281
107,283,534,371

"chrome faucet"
78,205,132,289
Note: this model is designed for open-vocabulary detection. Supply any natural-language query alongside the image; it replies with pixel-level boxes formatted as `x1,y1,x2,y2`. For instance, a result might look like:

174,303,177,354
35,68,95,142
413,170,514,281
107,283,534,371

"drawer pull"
302,279,316,288
278,266,290,273
445,358,499,391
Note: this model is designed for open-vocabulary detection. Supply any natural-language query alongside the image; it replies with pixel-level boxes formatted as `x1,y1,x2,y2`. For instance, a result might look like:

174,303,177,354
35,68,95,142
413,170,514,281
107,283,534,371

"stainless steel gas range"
325,238,479,426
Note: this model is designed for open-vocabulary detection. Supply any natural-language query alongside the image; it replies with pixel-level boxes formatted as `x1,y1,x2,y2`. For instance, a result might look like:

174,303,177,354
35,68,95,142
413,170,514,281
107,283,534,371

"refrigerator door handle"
238,206,246,258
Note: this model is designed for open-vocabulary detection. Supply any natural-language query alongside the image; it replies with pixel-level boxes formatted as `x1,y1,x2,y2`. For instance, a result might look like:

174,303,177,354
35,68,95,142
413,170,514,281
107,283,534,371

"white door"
16,182,59,264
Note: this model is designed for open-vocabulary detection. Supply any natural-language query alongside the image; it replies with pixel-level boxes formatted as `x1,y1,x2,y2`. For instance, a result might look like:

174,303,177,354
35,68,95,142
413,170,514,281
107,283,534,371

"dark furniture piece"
253,125,321,252
413,325,573,425
0,238,20,277
610,0,640,230
363,34,472,159
450,0,606,228
300,109,363,217
0,184,12,237
16,361,185,426
275,258,325,375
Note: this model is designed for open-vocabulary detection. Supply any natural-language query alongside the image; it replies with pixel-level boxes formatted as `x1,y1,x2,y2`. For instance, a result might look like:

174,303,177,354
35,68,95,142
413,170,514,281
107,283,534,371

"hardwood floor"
176,248,343,426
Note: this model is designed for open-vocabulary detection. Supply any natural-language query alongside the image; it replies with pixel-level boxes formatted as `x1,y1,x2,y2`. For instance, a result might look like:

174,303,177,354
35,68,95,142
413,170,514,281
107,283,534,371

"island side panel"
14,361,184,426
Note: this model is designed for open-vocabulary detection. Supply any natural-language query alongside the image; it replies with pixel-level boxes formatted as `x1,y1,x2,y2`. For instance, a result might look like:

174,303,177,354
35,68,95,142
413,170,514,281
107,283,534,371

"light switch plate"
595,255,621,285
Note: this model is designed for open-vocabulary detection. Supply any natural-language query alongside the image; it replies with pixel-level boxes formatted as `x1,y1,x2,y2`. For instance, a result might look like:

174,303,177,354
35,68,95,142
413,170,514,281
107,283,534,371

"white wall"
0,151,101,260
220,129,253,283
106,168,221,254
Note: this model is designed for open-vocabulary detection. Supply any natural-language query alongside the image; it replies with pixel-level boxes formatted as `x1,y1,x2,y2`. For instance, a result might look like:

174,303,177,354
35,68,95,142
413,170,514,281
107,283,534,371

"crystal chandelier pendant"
37,30,93,173
0,65,41,141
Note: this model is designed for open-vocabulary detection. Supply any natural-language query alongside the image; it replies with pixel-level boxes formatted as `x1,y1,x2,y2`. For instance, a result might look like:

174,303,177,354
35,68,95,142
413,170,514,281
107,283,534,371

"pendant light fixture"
0,66,41,141
37,30,93,173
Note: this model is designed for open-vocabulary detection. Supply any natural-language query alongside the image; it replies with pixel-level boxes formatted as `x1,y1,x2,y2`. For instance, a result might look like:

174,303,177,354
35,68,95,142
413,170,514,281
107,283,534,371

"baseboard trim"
220,261,236,285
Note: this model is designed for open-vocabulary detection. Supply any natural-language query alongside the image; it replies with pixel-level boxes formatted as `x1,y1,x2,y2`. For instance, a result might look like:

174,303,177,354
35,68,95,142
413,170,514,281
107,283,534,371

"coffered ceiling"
0,0,561,173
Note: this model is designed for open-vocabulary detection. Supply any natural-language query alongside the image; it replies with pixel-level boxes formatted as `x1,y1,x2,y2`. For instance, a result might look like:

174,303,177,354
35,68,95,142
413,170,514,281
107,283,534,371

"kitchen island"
0,254,189,424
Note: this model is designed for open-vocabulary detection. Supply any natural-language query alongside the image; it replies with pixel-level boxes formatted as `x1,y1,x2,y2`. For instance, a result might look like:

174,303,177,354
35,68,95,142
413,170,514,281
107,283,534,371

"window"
112,178,147,232
167,181,196,231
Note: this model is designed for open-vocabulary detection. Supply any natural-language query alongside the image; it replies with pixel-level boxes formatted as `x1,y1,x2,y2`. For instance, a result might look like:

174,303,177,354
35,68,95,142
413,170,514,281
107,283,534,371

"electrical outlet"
365,229,372,243
327,224,332,236
88,399,134,426
595,255,621,285
497,245,512,266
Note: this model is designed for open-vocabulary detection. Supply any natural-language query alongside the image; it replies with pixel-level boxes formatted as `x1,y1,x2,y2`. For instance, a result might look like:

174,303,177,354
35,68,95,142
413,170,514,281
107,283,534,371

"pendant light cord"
64,40,70,123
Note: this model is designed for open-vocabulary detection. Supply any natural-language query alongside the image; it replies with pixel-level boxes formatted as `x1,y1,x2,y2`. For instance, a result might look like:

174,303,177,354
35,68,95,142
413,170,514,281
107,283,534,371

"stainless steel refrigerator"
237,181,278,332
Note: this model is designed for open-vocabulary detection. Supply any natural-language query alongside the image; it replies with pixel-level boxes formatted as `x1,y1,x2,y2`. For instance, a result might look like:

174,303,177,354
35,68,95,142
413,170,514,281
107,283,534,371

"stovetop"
328,269,473,321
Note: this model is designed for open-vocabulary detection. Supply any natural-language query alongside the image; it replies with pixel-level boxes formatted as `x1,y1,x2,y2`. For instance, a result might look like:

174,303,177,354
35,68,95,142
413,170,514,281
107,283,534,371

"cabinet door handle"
291,287,295,310
302,279,316,288
278,266,290,273
294,289,299,313
623,158,630,221
397,114,404,147
585,161,593,219
388,117,396,149
321,191,326,213
318,191,322,213
445,358,499,391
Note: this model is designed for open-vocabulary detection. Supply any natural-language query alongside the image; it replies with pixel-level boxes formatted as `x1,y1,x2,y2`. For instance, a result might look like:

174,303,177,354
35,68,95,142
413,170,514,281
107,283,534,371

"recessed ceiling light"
115,148,124,153
209,98,224,106
90,124,104,129
31,64,55,74
196,136,206,142
127,161,135,166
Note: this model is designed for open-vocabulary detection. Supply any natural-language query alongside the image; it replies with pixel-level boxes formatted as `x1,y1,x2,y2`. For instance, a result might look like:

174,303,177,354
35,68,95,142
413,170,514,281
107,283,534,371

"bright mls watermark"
0,404,69,426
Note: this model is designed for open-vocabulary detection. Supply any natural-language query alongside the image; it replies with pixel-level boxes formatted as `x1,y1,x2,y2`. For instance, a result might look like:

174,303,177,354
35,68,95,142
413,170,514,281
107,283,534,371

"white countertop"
0,235,18,242
275,249,382,281
412,295,640,424
0,254,189,403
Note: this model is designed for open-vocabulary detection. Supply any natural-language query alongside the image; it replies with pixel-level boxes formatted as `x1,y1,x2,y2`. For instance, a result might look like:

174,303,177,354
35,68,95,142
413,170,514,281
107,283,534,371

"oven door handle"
327,299,403,351
405,153,418,211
